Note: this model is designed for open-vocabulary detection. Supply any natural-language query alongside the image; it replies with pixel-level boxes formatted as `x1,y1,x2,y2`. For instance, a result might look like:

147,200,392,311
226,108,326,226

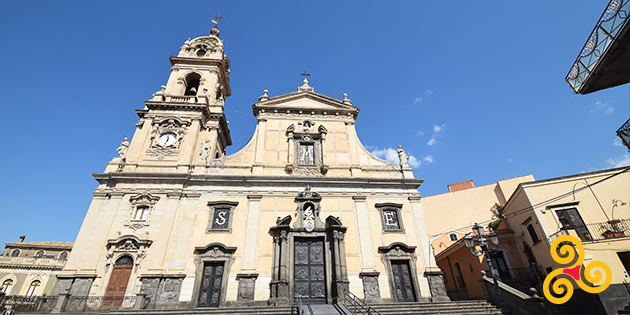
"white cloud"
370,146,425,168
606,152,630,168
371,147,399,163
591,101,614,114
508,159,514,165
416,131,424,137
614,138,624,147
413,97,423,104
408,156,420,168
425,90,433,96
427,124,446,146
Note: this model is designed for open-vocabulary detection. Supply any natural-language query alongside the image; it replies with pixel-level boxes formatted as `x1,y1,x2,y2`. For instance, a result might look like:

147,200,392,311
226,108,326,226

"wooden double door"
294,237,326,303
198,262,224,307
391,260,416,302
104,257,133,308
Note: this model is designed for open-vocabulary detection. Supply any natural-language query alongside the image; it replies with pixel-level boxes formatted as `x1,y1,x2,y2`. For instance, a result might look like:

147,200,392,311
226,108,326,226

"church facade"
53,27,447,308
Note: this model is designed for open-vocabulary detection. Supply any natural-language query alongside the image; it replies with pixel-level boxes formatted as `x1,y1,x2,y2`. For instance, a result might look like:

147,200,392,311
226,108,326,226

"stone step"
367,300,502,315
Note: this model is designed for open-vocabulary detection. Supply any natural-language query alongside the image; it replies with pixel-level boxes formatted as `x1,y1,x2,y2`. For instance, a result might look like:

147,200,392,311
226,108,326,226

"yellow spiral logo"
543,235,611,304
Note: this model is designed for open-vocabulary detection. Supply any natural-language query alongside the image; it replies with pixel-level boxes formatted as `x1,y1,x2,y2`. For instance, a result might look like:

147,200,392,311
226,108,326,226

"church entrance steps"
367,300,502,315
105,305,295,315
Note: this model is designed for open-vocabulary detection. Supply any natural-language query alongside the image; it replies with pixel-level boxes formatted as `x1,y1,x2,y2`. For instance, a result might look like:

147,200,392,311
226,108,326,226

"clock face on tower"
158,132,177,146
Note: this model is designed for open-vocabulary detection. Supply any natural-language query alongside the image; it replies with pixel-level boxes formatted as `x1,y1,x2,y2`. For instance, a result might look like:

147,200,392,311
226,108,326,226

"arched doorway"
104,256,133,307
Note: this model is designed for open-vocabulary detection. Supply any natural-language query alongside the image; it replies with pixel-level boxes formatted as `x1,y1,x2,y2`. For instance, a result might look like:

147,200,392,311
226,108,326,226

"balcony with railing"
0,295,137,313
566,0,630,94
548,219,630,244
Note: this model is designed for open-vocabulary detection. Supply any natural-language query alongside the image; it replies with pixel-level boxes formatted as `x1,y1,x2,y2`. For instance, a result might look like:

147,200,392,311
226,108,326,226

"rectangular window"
134,206,149,220
376,203,404,233
382,210,400,230
299,144,315,165
211,208,231,230
526,222,541,244
454,262,466,287
555,208,588,238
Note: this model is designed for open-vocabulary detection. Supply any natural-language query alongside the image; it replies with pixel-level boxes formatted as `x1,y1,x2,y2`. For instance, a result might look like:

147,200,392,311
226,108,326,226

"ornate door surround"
268,187,349,305
192,243,236,307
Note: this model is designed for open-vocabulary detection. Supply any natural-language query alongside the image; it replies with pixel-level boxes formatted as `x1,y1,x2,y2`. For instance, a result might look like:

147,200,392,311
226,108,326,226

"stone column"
331,229,349,302
352,195,377,272
241,195,263,272
252,118,267,174
268,227,290,306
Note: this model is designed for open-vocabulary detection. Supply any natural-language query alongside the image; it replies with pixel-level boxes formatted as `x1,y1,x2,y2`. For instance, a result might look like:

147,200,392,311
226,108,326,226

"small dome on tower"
210,26,220,37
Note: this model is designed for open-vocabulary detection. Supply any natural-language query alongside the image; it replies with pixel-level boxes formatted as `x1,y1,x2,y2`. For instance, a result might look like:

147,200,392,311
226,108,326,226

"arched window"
449,233,458,241
115,255,134,266
1,279,13,294
26,280,41,297
10,249,20,257
184,73,201,96
35,250,44,258
59,251,69,260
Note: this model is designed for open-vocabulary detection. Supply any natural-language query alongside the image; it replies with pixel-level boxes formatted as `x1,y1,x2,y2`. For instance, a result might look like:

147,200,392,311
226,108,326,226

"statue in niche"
397,144,409,168
117,137,129,160
199,139,211,163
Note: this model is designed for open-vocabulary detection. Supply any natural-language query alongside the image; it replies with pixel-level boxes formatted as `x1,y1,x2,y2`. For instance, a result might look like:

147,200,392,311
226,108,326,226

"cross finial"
300,71,311,78
212,14,225,26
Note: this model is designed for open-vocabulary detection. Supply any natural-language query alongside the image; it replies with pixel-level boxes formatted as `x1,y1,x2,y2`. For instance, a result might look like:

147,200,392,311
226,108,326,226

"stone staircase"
366,300,502,315
94,300,500,315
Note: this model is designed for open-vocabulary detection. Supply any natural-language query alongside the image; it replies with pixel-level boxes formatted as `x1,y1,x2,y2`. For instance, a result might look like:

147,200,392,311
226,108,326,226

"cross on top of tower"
212,14,225,26
300,71,310,78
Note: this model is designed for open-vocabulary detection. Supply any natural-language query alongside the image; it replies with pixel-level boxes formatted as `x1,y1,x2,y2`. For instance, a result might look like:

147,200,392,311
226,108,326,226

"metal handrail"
342,289,382,315
295,295,306,315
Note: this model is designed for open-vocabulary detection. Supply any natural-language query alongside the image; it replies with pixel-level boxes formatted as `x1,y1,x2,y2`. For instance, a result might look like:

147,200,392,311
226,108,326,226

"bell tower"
108,25,232,173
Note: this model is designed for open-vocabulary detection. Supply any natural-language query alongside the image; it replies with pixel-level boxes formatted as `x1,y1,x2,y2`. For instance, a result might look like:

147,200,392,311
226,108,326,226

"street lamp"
464,223,510,315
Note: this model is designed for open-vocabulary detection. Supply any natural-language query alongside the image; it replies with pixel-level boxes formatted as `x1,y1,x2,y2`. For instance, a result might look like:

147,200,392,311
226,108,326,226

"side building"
503,166,630,315
0,236,73,297
420,175,536,300
51,27,448,309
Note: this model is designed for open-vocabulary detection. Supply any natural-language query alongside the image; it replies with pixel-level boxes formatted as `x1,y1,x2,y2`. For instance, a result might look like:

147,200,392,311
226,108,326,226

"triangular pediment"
253,91,359,119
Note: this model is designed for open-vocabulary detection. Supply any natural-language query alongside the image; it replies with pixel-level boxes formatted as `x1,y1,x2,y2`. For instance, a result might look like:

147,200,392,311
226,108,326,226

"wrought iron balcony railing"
0,295,58,313
566,0,629,93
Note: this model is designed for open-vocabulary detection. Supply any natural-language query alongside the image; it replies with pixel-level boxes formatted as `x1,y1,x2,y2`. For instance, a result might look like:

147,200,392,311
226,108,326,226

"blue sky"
0,1,628,243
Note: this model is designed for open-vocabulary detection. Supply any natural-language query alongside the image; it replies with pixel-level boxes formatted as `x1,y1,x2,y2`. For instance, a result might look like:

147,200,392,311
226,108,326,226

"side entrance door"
198,262,224,307
294,237,326,303
391,260,416,302
104,256,133,307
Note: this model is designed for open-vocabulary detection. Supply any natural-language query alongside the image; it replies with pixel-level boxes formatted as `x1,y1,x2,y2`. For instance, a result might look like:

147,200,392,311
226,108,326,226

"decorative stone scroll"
105,235,153,273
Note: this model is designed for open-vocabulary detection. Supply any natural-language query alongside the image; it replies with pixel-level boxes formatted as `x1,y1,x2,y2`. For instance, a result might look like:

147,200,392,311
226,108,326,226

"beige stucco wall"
422,175,534,255
504,167,630,285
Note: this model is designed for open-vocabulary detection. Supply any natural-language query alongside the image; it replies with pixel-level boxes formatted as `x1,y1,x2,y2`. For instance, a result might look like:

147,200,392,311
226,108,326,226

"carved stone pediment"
105,235,152,273
194,242,237,256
